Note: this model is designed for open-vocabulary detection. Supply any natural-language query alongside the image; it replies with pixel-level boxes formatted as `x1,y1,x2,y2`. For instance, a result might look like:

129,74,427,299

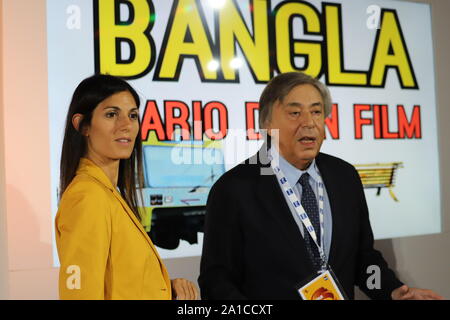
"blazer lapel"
111,190,156,246
112,188,169,278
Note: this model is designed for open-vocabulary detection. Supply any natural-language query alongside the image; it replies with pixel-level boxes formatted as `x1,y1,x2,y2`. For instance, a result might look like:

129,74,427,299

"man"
198,72,443,300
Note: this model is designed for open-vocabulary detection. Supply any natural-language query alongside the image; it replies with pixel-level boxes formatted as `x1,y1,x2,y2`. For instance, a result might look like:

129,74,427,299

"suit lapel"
255,162,314,271
315,154,344,267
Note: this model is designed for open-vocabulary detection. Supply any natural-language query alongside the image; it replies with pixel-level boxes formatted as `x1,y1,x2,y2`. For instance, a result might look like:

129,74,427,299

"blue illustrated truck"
140,132,225,250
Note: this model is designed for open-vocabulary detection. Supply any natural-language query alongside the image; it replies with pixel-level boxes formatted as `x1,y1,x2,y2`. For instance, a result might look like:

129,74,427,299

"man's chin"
295,148,319,159
300,151,319,162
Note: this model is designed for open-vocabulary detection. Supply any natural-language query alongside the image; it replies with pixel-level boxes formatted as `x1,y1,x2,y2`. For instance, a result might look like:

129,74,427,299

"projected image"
140,133,225,250
47,0,440,263
355,162,404,202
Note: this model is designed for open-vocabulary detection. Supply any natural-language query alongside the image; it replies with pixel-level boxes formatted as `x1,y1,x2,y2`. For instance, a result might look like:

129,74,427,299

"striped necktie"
298,172,322,271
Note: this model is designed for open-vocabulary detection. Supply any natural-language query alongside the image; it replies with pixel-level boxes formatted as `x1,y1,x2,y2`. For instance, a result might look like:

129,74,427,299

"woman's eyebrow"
103,106,138,111
103,106,120,111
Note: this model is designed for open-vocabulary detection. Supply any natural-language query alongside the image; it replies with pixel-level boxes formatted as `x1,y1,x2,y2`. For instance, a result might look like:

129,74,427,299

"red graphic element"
354,104,372,139
311,287,336,300
324,104,340,139
203,102,228,140
380,105,399,139
165,100,191,140
141,100,229,142
141,100,166,141
193,101,203,140
354,104,422,139
245,102,262,140
398,105,421,138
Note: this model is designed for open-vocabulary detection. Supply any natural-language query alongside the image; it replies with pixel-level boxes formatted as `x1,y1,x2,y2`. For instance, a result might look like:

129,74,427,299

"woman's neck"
85,153,120,188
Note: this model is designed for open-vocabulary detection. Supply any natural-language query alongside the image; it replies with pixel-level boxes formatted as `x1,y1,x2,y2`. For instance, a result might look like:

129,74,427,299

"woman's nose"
118,114,132,130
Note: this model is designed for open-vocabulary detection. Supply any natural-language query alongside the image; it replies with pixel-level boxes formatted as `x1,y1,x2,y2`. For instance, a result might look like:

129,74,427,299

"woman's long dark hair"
59,74,144,220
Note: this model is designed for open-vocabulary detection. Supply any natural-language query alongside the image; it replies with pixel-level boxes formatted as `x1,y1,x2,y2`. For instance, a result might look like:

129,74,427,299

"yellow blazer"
55,158,172,300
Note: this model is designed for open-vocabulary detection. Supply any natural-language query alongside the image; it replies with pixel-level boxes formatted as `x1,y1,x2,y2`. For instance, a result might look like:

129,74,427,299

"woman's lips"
115,138,132,145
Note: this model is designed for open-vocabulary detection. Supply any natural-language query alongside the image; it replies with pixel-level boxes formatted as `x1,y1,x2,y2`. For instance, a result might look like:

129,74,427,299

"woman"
55,74,198,300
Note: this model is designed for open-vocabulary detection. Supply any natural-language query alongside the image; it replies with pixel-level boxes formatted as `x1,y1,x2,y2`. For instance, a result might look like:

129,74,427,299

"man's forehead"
278,96,324,108
280,84,323,102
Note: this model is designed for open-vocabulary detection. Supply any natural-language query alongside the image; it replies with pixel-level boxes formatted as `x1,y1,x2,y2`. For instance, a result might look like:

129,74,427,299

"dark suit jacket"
198,150,403,300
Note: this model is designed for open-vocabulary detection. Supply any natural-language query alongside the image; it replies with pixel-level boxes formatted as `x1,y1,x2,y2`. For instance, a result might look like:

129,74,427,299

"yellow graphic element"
354,162,404,202
97,0,153,77
325,4,367,86
94,1,416,87
219,0,270,81
156,0,216,80
370,11,417,88
299,271,344,300
142,130,222,149
275,2,322,77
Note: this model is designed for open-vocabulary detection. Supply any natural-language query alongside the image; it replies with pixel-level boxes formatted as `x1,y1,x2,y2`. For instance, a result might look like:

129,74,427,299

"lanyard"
269,156,328,272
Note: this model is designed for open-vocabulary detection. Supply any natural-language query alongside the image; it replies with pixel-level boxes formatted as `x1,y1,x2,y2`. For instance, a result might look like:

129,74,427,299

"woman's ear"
72,113,88,136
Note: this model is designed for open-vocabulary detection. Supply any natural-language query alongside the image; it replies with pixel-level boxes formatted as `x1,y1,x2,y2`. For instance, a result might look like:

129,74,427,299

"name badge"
297,269,347,300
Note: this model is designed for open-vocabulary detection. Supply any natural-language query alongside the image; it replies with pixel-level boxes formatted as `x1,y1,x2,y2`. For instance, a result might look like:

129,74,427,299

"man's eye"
290,112,300,116
313,110,322,115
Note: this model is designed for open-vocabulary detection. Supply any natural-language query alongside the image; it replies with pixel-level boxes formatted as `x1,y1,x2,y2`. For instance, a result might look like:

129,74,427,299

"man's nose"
299,111,314,128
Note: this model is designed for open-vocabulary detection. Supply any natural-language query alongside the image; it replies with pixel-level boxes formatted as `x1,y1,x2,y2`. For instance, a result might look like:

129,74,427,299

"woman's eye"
290,112,300,116
106,112,117,118
130,113,139,120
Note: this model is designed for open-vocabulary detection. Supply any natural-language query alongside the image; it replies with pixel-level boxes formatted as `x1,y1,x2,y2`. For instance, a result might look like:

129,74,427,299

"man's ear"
72,113,88,136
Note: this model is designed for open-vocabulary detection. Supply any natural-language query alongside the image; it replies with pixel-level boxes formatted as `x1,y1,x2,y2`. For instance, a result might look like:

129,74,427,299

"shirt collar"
269,147,321,186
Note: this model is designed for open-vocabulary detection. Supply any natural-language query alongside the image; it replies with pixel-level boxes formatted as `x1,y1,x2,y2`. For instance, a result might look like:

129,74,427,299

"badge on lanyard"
269,154,348,300
297,268,348,300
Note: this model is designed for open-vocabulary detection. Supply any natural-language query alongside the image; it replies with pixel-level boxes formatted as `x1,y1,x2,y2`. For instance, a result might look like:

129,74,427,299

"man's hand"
171,278,199,300
391,285,444,300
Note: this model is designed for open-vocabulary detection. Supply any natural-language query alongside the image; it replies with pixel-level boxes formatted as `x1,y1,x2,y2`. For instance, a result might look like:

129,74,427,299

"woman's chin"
110,153,134,161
